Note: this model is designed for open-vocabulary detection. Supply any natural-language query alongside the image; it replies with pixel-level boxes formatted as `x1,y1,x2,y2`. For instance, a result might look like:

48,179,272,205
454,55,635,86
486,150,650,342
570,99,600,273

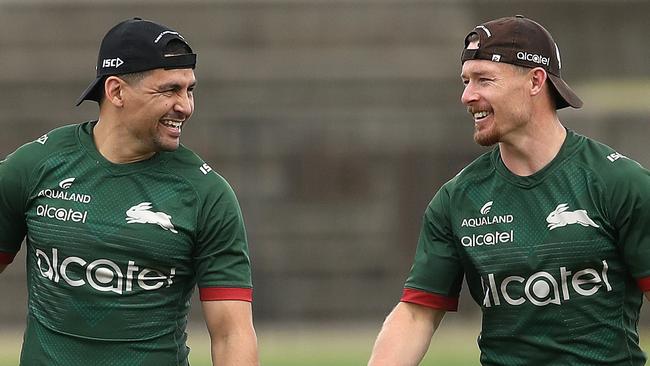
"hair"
99,39,193,104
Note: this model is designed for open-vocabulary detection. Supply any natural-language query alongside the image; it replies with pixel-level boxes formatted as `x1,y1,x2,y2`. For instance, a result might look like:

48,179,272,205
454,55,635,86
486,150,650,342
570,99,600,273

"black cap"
461,15,582,109
76,18,197,106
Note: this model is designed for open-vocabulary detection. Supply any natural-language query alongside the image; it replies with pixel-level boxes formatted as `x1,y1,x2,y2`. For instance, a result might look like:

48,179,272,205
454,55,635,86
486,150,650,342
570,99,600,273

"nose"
460,82,479,106
174,91,193,116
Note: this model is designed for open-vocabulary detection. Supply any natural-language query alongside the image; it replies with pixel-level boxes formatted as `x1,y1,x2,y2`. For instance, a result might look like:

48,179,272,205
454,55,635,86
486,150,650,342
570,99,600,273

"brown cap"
461,15,582,109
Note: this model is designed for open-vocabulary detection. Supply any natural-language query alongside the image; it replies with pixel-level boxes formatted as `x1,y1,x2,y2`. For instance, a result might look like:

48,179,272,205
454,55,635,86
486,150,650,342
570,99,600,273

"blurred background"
1,0,649,364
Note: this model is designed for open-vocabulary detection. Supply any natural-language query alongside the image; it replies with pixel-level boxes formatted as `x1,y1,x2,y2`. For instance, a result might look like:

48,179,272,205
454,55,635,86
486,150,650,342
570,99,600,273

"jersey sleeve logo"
199,162,213,175
125,202,178,234
606,152,627,162
546,203,599,230
35,134,49,145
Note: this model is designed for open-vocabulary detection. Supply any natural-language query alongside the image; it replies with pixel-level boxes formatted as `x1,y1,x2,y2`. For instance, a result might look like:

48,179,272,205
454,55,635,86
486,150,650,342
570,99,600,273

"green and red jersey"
403,130,650,365
0,121,253,365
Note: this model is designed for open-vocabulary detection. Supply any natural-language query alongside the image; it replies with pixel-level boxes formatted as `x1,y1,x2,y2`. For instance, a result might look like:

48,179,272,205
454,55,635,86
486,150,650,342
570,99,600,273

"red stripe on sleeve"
0,252,16,265
400,288,459,311
637,277,650,292
199,287,253,302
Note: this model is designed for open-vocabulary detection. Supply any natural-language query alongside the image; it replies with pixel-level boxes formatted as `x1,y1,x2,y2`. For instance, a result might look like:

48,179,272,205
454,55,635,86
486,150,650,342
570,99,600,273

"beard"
473,123,500,147
152,133,180,152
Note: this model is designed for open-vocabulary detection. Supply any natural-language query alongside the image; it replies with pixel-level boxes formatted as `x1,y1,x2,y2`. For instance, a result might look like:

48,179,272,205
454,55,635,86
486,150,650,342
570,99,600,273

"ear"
529,67,548,97
104,76,126,108
556,203,569,213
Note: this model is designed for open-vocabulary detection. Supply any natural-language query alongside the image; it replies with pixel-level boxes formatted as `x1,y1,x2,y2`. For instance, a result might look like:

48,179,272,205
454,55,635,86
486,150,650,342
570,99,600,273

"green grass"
2,321,649,365
0,321,476,366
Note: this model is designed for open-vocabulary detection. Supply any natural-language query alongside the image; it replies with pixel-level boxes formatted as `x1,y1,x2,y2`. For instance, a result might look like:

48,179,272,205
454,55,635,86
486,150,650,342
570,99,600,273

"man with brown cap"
0,18,258,365
368,15,650,365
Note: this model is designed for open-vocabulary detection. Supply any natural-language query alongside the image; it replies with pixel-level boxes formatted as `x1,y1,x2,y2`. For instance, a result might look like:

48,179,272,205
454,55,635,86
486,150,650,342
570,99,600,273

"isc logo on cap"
102,57,124,68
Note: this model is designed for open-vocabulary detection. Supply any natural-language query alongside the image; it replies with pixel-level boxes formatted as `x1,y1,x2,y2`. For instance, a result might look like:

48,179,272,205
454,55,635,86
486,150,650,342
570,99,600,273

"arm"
0,264,6,274
645,291,650,302
201,300,259,366
368,301,446,366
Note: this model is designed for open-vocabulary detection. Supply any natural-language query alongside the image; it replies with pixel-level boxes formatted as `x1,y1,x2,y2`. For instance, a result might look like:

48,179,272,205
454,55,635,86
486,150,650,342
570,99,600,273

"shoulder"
441,149,495,196
161,145,237,198
572,132,650,186
1,123,81,171
426,149,494,210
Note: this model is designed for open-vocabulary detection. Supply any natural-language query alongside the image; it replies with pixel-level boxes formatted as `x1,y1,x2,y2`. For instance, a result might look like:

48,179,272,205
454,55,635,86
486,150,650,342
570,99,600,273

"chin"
473,130,499,147
154,141,180,152
161,144,180,152
152,135,181,152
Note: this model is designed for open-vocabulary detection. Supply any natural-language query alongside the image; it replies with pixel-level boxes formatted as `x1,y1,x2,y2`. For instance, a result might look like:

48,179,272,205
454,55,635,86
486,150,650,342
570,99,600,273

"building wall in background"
0,0,648,325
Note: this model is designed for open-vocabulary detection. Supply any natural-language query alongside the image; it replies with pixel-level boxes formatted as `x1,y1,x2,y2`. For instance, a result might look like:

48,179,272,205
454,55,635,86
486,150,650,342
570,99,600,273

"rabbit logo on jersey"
546,203,599,230
481,260,612,307
35,248,175,294
126,202,178,234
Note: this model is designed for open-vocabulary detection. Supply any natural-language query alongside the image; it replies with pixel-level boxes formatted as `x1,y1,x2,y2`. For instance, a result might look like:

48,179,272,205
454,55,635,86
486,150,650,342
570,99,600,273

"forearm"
368,302,445,366
210,325,259,366
202,300,259,366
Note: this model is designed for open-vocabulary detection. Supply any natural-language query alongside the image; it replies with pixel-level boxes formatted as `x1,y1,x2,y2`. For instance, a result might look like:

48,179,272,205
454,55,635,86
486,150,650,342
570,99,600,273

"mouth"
470,109,492,123
159,119,184,135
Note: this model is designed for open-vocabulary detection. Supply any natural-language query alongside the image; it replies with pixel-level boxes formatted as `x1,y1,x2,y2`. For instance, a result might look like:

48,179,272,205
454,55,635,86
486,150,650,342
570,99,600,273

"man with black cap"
368,15,650,366
0,18,259,365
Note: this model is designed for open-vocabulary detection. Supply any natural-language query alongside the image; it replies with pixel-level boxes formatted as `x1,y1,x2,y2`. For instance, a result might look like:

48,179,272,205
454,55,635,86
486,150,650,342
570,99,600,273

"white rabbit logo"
546,203,599,231
126,202,178,234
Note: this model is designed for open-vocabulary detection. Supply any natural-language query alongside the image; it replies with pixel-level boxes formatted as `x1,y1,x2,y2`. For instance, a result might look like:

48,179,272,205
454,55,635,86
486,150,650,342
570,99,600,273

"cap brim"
548,74,583,109
75,77,104,106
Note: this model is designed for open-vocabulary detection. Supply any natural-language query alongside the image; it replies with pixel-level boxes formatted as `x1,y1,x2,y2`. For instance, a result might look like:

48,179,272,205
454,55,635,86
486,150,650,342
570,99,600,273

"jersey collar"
492,128,583,188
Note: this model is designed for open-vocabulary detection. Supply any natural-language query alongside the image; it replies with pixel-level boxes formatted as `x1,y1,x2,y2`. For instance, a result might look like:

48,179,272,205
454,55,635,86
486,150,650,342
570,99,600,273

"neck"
93,115,156,164
498,114,566,177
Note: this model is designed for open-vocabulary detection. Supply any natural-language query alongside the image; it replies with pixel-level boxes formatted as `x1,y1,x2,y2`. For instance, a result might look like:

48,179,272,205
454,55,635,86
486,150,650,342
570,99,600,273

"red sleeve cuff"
400,288,458,311
637,277,650,292
0,252,16,265
199,287,253,302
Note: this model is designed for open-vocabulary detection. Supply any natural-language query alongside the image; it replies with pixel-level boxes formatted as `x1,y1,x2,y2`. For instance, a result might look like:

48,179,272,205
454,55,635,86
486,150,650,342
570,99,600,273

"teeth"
161,120,182,128
473,111,489,119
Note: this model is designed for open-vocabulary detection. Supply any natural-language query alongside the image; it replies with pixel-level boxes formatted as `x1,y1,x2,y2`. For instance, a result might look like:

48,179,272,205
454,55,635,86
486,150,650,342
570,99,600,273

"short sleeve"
194,178,252,302
606,160,650,291
0,150,30,264
402,186,464,311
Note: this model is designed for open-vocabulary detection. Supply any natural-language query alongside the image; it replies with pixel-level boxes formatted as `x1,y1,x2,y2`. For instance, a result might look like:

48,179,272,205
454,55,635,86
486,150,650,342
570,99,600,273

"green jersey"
402,130,650,365
0,121,253,365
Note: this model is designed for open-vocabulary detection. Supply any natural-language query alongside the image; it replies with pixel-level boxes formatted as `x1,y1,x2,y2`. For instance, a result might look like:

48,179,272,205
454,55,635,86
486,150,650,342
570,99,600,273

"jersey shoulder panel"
0,123,81,251
574,135,650,280
161,146,252,290
2,124,80,172
437,148,495,200
571,133,650,212
160,145,233,195
573,134,648,183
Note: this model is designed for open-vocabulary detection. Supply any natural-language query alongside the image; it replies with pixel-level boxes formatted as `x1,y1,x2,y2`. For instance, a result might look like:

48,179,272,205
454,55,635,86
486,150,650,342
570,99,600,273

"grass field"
0,320,480,365
2,320,649,365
